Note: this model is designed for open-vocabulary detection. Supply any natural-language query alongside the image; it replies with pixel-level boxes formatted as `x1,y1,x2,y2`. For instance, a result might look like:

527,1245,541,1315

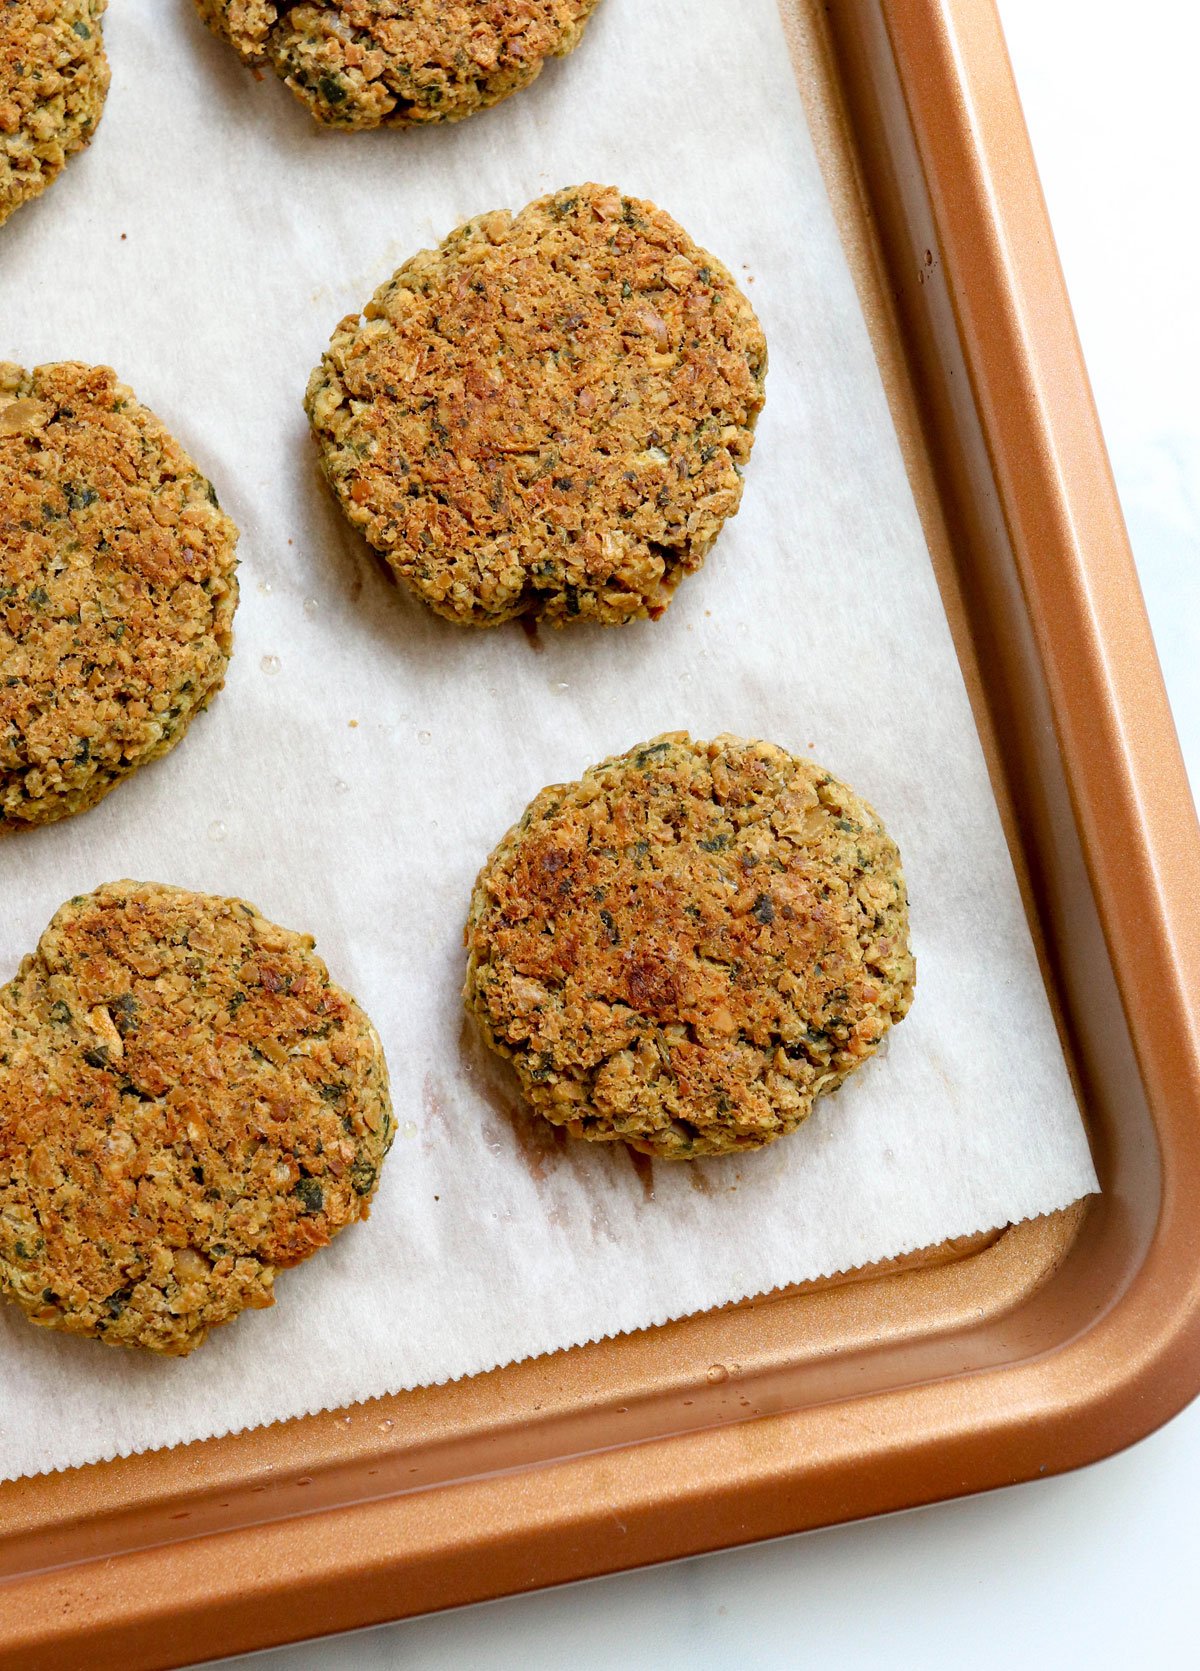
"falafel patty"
0,881,394,1353
465,734,913,1158
0,1,109,227
306,184,767,627
194,0,601,129
1,362,239,832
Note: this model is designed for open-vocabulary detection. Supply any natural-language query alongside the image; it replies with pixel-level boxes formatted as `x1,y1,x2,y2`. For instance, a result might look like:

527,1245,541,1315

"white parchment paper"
0,0,1097,1481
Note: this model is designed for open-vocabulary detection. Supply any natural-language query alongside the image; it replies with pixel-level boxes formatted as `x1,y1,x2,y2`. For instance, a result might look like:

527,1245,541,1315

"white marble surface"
205,1,1200,1663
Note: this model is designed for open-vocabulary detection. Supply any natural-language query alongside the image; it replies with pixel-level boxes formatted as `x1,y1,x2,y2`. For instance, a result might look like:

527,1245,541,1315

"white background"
198,0,1195,1661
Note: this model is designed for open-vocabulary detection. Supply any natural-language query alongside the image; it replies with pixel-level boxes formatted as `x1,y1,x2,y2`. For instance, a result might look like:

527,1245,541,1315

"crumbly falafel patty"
0,362,239,832
0,881,394,1354
465,734,914,1159
306,184,767,627
0,1,109,226
194,0,601,130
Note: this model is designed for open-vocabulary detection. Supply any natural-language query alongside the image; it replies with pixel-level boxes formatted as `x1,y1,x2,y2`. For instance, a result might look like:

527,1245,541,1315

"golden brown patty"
0,881,394,1354
465,734,914,1159
0,362,239,832
0,1,109,227
195,0,601,129
306,185,767,627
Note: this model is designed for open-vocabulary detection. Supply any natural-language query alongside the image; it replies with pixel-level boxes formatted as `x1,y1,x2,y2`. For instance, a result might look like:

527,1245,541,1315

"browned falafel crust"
0,1,109,226
306,185,767,627
465,734,914,1159
0,362,239,832
0,881,394,1354
194,0,601,130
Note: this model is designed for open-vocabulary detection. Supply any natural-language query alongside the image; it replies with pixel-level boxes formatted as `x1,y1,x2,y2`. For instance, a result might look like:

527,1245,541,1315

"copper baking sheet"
3,0,1199,1665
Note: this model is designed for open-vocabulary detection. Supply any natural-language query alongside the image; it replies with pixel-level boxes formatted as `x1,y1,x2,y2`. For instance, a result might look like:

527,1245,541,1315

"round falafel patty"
465,734,914,1159
0,881,394,1354
306,184,767,627
0,0,109,227
194,0,602,130
0,362,239,832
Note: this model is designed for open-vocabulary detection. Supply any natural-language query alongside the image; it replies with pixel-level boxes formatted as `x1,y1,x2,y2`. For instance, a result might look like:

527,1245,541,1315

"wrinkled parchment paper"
0,0,1097,1480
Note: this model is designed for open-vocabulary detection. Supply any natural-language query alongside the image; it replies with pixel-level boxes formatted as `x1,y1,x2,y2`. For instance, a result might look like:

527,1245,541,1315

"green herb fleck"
295,1177,324,1215
111,992,140,1035
350,1161,377,1197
